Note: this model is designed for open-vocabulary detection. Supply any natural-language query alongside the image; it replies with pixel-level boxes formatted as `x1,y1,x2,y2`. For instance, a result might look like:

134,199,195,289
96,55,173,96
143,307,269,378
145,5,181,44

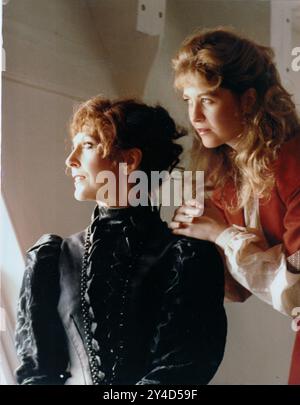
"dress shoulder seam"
26,233,63,253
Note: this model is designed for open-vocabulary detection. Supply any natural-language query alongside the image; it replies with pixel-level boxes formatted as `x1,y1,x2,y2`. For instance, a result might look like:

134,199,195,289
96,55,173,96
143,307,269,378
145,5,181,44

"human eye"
201,97,214,105
183,97,192,106
82,141,95,149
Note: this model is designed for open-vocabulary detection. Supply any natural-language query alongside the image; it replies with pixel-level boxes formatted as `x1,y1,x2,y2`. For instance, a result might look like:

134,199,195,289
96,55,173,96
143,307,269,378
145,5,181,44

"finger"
172,226,192,237
174,206,202,217
168,221,181,230
175,205,192,214
173,213,194,223
185,199,203,210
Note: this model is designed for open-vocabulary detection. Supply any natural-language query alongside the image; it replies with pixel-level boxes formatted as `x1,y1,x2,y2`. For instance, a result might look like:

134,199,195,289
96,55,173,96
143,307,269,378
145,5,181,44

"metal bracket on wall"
2,0,9,71
136,0,166,36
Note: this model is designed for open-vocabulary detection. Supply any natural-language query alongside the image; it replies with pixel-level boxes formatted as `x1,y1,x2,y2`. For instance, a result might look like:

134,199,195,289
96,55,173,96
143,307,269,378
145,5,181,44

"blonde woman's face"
65,132,117,202
182,81,244,149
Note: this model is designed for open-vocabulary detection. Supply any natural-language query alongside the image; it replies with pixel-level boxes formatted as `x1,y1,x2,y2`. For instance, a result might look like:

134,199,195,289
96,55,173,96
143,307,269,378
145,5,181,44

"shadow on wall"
87,0,161,98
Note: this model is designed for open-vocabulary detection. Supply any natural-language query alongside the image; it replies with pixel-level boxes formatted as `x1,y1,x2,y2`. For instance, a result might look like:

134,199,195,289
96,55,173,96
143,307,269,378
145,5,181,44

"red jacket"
211,134,300,385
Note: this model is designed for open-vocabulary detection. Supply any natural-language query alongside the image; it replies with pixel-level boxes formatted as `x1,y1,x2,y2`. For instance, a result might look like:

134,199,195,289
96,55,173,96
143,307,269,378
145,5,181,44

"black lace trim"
80,206,157,385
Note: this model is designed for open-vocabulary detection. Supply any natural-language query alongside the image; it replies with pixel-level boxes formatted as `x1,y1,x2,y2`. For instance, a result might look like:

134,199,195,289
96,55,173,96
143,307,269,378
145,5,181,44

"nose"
65,148,80,169
189,101,205,124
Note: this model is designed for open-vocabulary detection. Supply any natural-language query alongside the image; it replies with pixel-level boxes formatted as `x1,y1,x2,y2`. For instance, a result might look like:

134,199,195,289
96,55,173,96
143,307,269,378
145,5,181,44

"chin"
198,133,222,149
74,189,96,201
202,139,223,149
74,193,87,201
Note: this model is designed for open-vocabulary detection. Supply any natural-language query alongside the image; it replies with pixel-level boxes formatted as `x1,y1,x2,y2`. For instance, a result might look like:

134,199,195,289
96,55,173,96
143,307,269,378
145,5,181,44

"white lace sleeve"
215,225,300,316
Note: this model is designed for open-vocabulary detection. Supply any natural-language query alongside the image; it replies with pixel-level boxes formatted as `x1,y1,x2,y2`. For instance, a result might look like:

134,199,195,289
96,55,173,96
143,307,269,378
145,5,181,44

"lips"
195,128,211,135
73,175,86,184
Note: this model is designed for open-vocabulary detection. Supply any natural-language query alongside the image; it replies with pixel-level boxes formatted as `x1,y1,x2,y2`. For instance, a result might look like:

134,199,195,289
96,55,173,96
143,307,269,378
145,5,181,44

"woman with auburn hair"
170,27,300,384
15,96,227,385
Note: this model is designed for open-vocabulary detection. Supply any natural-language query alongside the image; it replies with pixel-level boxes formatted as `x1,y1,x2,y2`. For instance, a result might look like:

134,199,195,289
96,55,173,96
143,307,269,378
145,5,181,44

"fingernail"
190,208,201,215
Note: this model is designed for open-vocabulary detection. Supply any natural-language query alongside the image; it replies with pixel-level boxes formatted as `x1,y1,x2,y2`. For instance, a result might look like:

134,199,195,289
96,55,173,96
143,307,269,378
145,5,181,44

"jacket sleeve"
213,136,300,315
15,234,70,385
276,135,300,257
136,239,227,385
210,191,253,303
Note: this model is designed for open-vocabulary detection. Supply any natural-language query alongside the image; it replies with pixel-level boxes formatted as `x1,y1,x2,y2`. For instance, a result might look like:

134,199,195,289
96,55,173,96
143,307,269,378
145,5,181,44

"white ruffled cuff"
215,225,246,250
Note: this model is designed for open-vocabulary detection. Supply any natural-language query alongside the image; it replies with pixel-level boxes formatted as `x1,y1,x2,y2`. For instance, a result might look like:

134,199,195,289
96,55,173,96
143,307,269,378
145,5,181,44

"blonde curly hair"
173,27,300,210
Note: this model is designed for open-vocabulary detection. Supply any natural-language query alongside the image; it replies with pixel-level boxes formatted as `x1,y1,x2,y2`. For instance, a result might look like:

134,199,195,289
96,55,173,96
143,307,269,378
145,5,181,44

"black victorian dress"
15,205,227,385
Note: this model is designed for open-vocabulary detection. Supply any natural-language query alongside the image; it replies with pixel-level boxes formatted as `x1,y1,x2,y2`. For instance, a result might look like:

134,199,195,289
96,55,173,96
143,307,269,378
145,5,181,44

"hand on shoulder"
169,199,228,243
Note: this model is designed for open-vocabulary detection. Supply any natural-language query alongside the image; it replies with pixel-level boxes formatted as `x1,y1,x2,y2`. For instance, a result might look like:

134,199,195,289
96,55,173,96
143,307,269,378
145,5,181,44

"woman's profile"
15,97,227,385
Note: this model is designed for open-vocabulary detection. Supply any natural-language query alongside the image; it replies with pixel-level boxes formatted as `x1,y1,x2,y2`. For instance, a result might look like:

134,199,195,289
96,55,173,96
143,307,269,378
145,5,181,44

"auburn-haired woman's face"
182,80,244,149
65,132,118,203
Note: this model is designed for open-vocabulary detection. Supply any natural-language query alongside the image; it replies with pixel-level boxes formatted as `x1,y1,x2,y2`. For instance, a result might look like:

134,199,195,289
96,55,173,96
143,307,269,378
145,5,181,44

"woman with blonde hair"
170,27,300,384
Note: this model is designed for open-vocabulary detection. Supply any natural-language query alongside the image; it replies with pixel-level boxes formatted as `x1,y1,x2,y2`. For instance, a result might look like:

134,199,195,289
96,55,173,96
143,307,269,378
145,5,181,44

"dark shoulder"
27,233,63,254
151,219,220,258
25,234,63,282
169,235,222,268
157,233,224,303
62,229,86,250
59,230,86,267
156,223,223,271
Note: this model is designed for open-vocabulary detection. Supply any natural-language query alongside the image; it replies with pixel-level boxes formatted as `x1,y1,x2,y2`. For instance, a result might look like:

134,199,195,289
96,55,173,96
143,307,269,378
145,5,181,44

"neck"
226,131,243,151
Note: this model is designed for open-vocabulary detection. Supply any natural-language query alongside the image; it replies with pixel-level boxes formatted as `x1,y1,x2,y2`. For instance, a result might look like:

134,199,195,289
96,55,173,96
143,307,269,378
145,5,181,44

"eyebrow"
73,133,95,140
72,133,96,146
183,90,218,98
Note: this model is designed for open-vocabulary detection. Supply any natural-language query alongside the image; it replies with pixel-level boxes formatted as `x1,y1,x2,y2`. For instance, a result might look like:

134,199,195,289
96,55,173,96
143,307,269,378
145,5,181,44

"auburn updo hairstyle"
70,96,185,179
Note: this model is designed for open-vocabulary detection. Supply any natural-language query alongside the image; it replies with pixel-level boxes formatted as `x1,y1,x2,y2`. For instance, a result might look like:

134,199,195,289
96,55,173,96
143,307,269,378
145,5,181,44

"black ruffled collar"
90,204,160,231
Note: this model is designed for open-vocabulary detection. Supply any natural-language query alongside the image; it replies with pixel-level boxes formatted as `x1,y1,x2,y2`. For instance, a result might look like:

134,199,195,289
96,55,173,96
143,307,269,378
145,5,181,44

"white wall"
1,0,296,384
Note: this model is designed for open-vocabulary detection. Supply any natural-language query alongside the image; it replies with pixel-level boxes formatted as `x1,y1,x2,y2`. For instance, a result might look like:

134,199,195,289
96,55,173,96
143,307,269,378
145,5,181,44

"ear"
241,88,257,114
122,148,143,174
